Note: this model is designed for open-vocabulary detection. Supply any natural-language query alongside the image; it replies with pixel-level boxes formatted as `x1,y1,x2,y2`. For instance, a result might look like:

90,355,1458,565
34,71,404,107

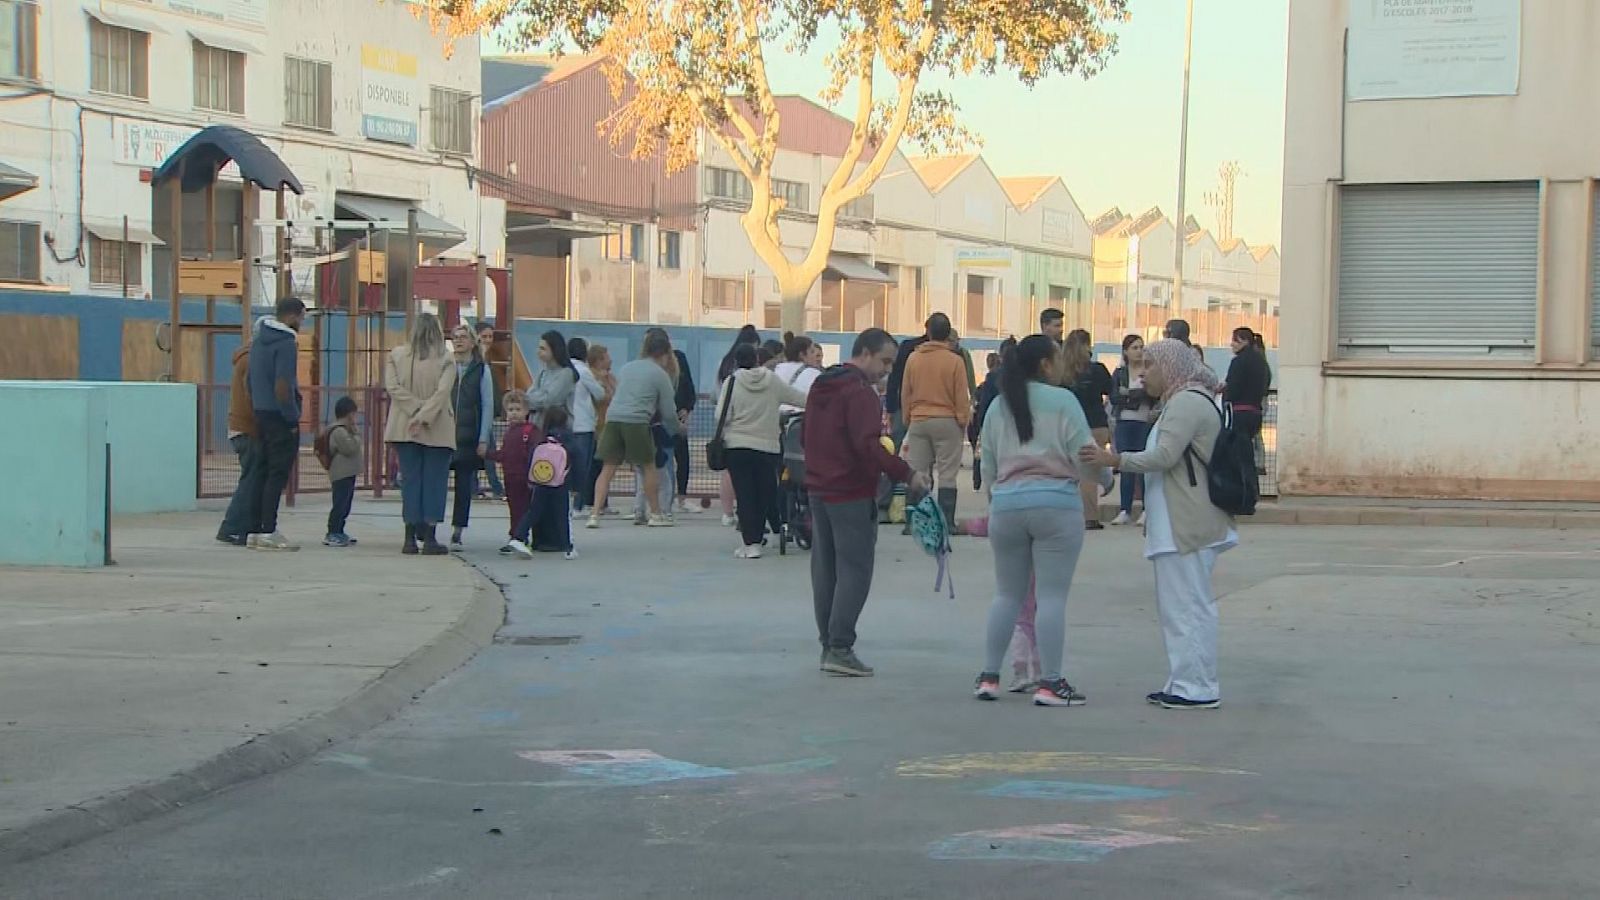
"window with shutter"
1337,182,1539,359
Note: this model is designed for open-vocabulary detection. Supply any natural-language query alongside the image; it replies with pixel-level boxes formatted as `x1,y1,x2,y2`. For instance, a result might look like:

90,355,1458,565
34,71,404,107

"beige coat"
384,346,457,449
1118,389,1233,554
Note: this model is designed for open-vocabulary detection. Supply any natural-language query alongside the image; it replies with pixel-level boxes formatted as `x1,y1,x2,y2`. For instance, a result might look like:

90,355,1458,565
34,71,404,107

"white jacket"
713,366,809,454
570,360,607,434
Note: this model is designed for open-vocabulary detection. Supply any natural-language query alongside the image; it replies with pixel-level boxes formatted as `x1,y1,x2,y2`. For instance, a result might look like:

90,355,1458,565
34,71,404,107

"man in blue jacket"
247,296,306,551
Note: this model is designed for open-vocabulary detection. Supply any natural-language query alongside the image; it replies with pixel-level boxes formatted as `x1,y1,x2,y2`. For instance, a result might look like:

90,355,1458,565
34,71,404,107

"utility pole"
1171,0,1195,317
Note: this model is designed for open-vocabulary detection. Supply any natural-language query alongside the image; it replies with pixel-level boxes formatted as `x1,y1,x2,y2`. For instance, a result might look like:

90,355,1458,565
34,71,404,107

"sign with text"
1348,0,1521,100
956,247,1011,268
361,45,419,146
110,0,269,31
113,120,239,177
1041,207,1074,247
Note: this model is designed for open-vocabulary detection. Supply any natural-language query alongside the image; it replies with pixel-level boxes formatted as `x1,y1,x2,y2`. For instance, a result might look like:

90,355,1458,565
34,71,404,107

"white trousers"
1152,548,1220,702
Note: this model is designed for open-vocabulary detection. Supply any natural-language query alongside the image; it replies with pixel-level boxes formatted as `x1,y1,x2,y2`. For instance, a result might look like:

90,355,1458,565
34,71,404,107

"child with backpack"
317,396,363,547
491,392,540,557
508,405,577,560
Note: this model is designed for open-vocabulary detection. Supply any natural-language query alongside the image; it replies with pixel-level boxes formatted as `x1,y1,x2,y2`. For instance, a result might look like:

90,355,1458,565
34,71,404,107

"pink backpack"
528,437,569,488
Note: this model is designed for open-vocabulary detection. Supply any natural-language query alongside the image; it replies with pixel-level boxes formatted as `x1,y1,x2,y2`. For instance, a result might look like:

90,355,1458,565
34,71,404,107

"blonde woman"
385,313,457,555
1081,339,1237,709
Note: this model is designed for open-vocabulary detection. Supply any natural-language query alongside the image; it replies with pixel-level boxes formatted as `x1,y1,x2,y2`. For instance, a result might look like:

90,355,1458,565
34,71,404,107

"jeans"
328,476,355,536
395,442,451,526
1114,419,1153,514
515,485,572,552
726,448,778,547
452,458,481,529
478,427,505,497
811,498,880,650
634,455,674,516
568,431,596,510
674,431,691,496
985,505,1086,680
220,434,262,538
253,411,299,535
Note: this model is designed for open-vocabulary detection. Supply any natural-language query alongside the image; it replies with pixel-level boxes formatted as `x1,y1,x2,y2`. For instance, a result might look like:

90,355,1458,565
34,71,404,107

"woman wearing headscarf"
1080,339,1237,710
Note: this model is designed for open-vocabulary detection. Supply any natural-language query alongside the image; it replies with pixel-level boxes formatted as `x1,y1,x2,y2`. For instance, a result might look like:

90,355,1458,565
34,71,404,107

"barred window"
0,1,38,80
430,87,474,155
90,18,149,98
284,57,332,130
89,235,142,287
0,219,40,282
194,41,245,114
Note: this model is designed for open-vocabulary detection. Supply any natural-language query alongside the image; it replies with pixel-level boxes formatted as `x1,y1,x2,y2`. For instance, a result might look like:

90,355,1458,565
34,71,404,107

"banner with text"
361,44,419,146
110,0,269,31
1348,0,1521,100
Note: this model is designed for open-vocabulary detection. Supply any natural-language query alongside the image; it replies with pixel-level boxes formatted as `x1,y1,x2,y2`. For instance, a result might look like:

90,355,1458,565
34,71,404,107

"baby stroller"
778,411,812,554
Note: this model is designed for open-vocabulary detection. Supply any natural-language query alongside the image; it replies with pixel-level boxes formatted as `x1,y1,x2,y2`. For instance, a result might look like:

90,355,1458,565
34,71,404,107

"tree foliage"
421,0,1128,331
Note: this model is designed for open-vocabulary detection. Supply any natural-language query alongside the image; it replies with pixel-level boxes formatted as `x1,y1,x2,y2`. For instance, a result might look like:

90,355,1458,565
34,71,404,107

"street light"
1171,0,1195,317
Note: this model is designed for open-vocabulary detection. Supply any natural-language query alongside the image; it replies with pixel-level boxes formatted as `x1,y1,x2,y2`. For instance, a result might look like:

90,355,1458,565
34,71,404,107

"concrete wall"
0,384,109,567
1279,0,1600,501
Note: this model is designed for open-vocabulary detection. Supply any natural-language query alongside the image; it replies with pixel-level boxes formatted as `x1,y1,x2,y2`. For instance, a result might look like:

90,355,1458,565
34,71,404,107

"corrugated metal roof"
999,176,1056,208
908,154,979,192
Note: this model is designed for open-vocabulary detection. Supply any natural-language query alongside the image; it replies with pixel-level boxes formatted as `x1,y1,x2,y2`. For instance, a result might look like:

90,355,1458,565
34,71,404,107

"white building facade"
0,0,500,301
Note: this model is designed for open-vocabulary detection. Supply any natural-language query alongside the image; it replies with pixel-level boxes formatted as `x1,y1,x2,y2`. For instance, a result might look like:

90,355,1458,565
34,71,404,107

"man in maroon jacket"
804,328,929,677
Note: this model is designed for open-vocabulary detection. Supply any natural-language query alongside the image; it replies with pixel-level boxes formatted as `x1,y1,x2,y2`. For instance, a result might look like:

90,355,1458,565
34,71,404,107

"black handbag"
705,377,736,472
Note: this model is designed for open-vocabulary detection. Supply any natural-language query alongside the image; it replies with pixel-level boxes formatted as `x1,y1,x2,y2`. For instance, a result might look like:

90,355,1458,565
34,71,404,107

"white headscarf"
1144,339,1219,402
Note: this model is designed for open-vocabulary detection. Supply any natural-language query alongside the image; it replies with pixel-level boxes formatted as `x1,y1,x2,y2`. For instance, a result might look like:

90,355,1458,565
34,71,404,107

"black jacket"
884,334,928,415
1224,348,1272,407
454,358,487,459
673,349,697,413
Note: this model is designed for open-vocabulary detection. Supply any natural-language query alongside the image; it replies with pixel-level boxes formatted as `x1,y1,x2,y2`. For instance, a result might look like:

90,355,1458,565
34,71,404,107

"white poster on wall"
361,45,420,146
1347,0,1521,100
109,0,269,31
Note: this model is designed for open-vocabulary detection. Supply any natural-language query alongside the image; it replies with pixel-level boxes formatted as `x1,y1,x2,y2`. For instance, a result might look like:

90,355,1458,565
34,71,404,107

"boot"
938,487,961,535
421,524,449,556
402,524,419,555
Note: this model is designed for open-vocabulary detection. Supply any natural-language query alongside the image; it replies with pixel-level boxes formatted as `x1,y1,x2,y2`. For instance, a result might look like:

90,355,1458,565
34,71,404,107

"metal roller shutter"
1337,182,1539,359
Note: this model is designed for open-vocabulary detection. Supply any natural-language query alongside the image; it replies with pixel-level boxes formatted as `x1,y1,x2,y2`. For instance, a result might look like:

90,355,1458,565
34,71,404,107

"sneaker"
498,543,516,556
1111,511,1132,526
1146,691,1166,705
599,507,619,517
1157,693,1220,710
323,533,349,548
246,534,261,549
647,513,675,528
734,544,763,559
819,647,829,670
585,515,600,530
676,499,699,515
721,514,738,528
1136,512,1146,527
1033,678,1087,707
1084,519,1105,531
633,511,649,526
252,532,299,552
216,532,246,547
450,529,464,550
974,672,1001,701
343,534,359,546
508,540,534,560
563,548,580,561
1006,673,1037,694
821,647,874,677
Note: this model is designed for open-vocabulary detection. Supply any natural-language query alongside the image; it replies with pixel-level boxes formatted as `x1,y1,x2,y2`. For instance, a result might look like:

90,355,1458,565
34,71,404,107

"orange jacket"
227,346,256,438
902,340,972,427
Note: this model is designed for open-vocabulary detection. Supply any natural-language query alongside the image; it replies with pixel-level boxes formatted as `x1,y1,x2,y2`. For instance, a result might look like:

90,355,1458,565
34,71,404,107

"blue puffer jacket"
248,318,301,423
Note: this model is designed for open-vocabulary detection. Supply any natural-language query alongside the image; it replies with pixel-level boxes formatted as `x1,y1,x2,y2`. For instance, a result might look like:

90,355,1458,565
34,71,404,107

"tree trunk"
779,283,810,334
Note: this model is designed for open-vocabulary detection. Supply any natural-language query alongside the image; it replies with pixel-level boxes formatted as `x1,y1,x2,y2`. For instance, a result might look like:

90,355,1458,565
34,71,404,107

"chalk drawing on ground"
980,780,1176,802
517,750,736,786
927,823,1186,863
897,752,1256,779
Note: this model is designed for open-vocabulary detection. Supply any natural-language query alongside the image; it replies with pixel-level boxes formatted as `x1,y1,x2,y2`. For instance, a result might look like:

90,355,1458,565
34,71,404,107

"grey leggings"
985,506,1086,680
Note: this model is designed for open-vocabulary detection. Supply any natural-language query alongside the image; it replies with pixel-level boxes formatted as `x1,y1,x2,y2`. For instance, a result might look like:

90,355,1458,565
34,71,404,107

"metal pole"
167,169,184,382
275,188,290,303
403,208,418,338
121,215,129,298
630,259,637,322
1172,0,1195,317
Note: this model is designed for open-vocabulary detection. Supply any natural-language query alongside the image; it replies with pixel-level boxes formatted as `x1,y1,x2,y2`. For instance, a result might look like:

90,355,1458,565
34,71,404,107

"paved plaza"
2,504,1599,897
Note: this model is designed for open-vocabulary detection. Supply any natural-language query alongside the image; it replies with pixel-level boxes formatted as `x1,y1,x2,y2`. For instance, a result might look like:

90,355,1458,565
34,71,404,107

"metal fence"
198,387,1279,503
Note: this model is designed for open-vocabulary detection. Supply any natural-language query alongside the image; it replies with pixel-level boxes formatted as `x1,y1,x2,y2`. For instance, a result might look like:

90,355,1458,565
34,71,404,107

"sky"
486,1,1291,246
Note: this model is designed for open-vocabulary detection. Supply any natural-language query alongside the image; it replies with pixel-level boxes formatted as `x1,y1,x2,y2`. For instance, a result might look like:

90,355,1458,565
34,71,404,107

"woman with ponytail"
973,335,1107,708
773,331,824,414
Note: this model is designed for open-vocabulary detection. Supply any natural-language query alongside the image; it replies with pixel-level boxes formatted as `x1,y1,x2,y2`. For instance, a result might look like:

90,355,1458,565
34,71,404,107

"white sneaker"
1136,511,1146,527
734,544,763,559
585,515,600,530
633,511,649,526
563,548,580,561
252,531,299,552
246,533,261,549
508,539,534,560
676,499,699,515
648,513,675,527
721,514,738,527
1111,511,1131,526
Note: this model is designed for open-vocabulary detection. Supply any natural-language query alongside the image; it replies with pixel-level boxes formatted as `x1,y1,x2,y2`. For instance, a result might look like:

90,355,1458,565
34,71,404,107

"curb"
0,560,506,866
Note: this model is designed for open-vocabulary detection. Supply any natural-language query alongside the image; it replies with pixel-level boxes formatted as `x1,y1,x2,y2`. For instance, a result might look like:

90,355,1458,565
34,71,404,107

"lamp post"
1171,0,1195,317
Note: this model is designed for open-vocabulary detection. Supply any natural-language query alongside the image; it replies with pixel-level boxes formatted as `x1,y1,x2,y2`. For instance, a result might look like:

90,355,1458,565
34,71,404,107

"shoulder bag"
705,377,737,472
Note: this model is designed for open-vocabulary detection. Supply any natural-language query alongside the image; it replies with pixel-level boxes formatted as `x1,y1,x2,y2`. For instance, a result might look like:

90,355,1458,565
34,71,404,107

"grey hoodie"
713,366,809,454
